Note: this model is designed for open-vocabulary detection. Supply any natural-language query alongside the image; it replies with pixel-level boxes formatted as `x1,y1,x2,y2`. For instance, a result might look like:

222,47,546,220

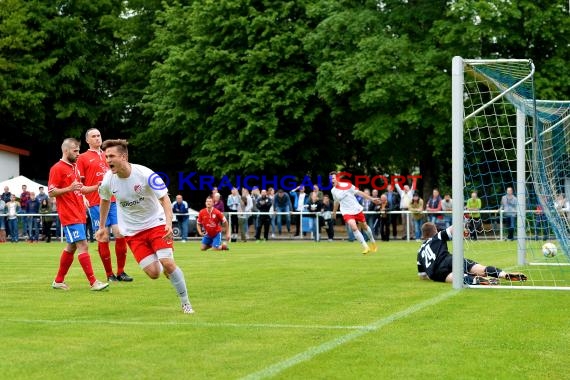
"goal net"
451,57,570,290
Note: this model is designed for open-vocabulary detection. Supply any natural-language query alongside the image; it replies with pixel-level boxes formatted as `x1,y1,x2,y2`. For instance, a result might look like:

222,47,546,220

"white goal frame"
451,57,534,290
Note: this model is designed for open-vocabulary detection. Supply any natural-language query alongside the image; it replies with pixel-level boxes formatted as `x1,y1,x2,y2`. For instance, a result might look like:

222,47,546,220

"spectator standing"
49,138,108,291
255,189,272,241
408,193,425,241
312,184,324,200
266,187,275,238
6,194,20,242
227,187,241,241
274,189,292,236
395,182,415,240
213,192,224,213
250,186,261,232
20,184,31,239
26,192,41,242
36,186,48,204
1,186,11,203
465,191,482,240
369,189,380,237
321,194,335,241
306,191,323,241
238,188,253,242
426,189,443,224
39,198,54,243
1,186,11,238
377,194,390,242
501,187,517,241
0,197,5,242
290,185,308,236
384,185,400,239
441,193,453,228
172,194,190,243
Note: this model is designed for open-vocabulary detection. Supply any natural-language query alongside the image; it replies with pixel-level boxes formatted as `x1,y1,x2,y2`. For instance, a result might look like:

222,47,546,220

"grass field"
2,240,570,380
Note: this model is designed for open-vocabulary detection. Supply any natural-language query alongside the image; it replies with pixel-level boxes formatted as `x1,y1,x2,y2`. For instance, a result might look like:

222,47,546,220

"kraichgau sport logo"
148,172,169,190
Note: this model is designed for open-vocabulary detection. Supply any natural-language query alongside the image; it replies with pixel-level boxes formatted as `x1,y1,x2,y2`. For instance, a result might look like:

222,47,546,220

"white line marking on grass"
240,290,459,380
4,319,368,330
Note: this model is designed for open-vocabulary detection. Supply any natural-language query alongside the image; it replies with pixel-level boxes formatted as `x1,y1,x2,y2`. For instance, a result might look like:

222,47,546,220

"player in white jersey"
95,139,194,314
330,171,380,254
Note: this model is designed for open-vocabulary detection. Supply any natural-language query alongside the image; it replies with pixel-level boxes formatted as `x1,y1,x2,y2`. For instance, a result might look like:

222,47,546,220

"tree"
141,0,338,179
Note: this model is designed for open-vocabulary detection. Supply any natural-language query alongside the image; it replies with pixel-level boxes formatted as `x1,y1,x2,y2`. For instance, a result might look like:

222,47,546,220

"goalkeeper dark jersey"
417,227,454,282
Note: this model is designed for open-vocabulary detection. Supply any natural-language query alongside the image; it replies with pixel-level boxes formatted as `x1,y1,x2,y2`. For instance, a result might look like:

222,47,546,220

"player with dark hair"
417,222,527,285
49,138,109,291
197,196,231,251
96,139,193,314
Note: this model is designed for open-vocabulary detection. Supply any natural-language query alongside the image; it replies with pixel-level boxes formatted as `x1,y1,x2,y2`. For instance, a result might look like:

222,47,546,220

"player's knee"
147,272,160,280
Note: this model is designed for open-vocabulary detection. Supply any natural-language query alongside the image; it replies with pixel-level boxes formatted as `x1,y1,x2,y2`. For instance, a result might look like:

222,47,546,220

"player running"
330,171,380,254
95,139,194,314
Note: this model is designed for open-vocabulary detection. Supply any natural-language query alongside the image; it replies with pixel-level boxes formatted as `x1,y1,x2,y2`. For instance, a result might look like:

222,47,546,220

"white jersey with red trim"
99,164,168,236
331,185,363,215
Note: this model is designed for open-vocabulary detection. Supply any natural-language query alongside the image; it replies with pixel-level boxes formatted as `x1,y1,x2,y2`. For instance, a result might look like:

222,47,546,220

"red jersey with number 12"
197,208,226,237
48,160,86,226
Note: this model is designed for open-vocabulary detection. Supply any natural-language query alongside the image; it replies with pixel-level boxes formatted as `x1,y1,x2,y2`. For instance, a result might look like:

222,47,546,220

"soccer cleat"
52,281,70,290
504,273,527,282
369,242,378,253
477,277,499,285
361,246,370,255
182,303,195,314
107,274,119,282
464,275,498,285
90,280,109,291
116,272,133,282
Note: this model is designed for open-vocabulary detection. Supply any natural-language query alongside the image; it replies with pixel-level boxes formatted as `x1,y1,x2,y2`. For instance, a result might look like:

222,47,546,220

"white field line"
240,290,458,380
3,319,373,331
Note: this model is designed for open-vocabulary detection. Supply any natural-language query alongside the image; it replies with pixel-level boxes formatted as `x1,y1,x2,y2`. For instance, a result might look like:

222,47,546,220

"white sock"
169,267,191,305
353,230,367,247
363,225,375,243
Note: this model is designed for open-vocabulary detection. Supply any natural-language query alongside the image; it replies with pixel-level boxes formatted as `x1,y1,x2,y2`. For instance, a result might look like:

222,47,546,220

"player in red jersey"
77,128,132,283
197,196,231,251
48,138,109,291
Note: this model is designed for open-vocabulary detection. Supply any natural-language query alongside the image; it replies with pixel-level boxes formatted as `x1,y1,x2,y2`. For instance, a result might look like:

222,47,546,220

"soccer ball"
542,242,557,257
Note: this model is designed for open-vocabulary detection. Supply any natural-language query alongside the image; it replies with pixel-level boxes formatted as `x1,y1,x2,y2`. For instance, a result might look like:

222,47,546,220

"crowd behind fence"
0,209,561,243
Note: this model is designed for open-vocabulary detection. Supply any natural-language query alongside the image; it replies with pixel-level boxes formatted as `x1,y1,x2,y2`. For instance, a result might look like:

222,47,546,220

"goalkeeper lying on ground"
416,222,527,285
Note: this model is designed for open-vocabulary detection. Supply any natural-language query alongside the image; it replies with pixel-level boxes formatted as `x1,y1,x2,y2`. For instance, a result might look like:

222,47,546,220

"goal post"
451,57,570,290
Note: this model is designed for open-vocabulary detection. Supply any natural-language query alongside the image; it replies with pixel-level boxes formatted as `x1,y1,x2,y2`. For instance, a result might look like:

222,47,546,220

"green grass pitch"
1,240,569,379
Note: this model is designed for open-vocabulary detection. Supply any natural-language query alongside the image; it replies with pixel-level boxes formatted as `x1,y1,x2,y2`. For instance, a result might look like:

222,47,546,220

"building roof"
0,144,30,156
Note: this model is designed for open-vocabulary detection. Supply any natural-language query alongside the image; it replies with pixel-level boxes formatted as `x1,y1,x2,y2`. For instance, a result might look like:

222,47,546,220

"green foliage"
1,0,569,184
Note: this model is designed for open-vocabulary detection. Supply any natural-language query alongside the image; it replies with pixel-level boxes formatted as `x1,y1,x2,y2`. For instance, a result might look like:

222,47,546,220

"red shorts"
343,212,366,224
125,225,174,264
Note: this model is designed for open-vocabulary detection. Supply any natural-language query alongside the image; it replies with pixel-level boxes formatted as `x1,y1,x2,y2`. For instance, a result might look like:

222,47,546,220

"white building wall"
0,151,21,181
